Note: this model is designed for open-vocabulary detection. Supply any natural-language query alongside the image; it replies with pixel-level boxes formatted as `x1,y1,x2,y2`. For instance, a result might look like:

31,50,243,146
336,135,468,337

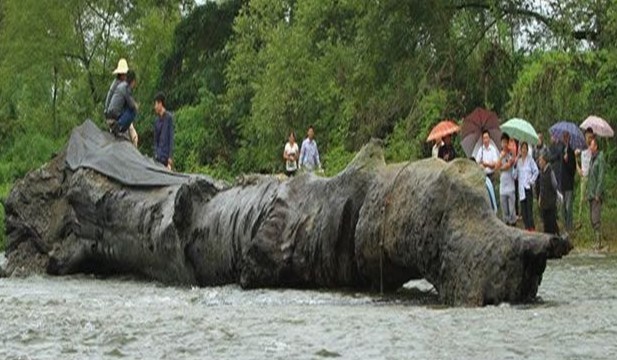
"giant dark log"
1,122,571,305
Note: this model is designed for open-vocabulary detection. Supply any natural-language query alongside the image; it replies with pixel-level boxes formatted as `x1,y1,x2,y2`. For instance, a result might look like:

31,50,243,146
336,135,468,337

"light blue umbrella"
500,118,539,145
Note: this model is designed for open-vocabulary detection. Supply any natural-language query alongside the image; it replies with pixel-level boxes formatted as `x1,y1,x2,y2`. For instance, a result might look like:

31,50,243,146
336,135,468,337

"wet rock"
2,123,572,305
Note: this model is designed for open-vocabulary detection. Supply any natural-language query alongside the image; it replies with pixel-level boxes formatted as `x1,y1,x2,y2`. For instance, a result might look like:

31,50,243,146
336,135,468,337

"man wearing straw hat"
103,58,139,146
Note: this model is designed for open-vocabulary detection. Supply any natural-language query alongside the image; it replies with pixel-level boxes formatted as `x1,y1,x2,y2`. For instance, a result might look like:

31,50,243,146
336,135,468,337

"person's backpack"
103,80,121,119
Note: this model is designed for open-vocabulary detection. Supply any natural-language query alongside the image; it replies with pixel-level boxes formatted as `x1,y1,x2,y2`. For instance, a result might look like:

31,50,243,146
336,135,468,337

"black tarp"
66,120,190,186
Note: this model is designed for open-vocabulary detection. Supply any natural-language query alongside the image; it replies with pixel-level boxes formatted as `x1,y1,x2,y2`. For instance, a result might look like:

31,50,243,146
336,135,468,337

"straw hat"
112,58,129,74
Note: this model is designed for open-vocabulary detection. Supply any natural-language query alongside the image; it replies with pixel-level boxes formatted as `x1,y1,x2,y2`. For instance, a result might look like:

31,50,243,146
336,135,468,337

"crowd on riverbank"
432,121,606,249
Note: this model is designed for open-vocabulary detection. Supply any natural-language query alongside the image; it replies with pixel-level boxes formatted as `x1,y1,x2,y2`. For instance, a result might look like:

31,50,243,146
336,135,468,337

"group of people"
104,57,605,244
103,59,175,170
105,57,323,177
432,127,606,247
283,126,322,177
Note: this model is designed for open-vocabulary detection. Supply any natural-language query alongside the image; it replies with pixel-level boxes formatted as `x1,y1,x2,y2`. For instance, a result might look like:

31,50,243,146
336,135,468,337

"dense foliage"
1,0,617,249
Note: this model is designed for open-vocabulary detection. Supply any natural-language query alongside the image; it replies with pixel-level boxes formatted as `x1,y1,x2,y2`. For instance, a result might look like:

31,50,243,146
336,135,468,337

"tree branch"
451,1,599,42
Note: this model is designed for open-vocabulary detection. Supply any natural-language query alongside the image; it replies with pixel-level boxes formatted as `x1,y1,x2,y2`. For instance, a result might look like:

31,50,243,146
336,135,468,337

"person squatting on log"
104,58,139,146
153,92,174,170
537,150,563,235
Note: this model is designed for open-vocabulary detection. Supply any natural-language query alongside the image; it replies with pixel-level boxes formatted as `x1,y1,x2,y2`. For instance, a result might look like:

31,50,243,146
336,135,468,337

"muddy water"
1,254,616,359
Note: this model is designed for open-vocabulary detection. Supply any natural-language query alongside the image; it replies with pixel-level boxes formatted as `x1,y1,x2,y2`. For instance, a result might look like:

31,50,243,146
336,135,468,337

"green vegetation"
1,0,616,251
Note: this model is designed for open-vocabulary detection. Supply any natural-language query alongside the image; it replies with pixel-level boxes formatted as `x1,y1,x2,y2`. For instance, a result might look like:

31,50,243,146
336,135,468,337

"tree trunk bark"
1,126,572,306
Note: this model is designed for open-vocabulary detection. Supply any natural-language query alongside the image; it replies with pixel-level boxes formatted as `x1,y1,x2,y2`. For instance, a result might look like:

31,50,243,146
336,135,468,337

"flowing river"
1,254,616,359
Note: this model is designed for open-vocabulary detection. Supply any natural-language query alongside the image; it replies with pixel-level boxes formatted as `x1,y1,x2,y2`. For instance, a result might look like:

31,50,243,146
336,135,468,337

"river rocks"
2,121,572,305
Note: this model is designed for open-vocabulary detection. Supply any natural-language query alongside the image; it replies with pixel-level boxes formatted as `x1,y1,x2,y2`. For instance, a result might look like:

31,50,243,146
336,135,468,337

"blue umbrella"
549,121,586,150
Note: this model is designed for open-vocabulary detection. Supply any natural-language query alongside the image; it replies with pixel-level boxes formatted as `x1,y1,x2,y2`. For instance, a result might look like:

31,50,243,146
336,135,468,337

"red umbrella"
461,107,501,157
426,120,460,142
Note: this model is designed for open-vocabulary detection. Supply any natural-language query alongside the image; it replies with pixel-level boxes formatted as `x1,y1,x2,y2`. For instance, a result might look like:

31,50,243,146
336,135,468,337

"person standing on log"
153,92,174,171
283,131,299,177
514,142,539,231
587,137,605,250
104,59,139,146
499,133,516,226
538,150,563,235
560,132,576,232
299,125,322,173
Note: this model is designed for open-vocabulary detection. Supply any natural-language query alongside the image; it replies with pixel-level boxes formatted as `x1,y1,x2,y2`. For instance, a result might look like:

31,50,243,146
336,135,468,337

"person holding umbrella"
427,120,459,160
500,117,540,222
476,130,500,182
438,134,456,162
587,137,605,250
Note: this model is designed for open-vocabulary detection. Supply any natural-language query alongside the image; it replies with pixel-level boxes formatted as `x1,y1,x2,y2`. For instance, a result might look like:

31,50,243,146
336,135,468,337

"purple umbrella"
549,121,586,150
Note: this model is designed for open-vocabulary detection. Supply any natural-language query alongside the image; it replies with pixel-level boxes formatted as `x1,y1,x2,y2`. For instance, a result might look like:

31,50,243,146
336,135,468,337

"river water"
1,254,616,360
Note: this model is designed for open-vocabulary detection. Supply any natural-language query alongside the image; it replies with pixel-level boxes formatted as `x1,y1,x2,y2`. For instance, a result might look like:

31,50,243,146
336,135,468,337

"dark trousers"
155,157,168,167
589,199,602,232
521,188,535,230
541,208,559,235
117,108,137,131
562,190,574,231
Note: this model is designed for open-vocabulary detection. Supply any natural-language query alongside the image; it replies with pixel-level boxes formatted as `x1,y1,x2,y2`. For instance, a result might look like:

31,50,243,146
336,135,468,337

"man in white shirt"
476,130,499,183
576,128,594,226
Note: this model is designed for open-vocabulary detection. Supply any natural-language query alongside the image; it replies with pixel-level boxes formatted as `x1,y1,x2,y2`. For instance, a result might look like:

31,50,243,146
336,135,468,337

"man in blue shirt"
299,125,322,172
153,92,174,170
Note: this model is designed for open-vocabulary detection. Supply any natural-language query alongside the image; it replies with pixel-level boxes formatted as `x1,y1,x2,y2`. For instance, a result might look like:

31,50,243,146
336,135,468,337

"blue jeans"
117,108,136,132
500,192,516,225
485,177,497,214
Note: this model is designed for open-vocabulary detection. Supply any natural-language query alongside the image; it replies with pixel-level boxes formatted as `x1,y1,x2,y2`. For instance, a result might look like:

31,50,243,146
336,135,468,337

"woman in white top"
431,138,443,158
514,142,539,231
283,131,299,177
